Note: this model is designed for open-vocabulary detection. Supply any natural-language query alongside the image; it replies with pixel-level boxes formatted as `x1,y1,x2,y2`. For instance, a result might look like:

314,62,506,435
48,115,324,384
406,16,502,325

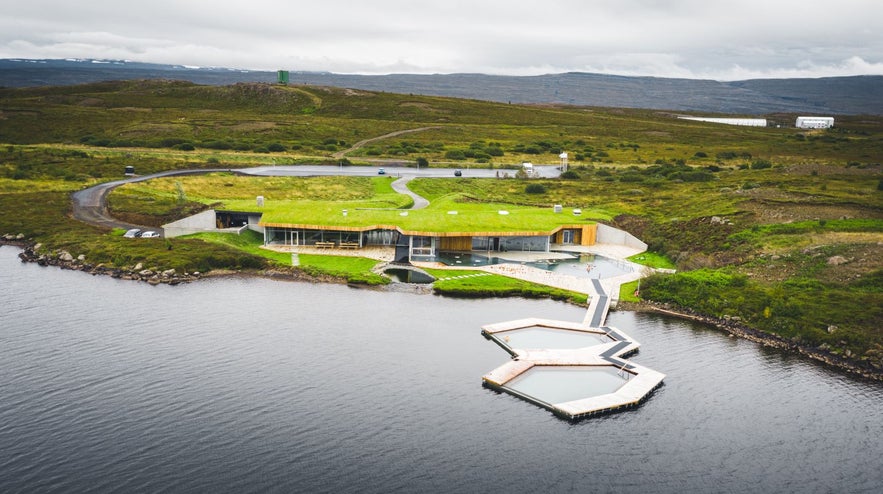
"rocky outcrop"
14,243,201,286
1,233,27,244
4,237,348,288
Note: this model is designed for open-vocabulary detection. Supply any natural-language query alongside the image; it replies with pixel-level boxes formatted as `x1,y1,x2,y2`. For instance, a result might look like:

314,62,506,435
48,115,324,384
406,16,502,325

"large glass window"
340,232,359,244
473,236,548,252
303,230,324,245
265,227,298,246
500,236,548,252
472,237,490,251
411,236,434,256
364,229,398,246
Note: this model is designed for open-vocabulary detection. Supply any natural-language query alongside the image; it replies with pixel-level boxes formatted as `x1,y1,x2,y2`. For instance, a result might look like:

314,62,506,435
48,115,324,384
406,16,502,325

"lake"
1,246,881,493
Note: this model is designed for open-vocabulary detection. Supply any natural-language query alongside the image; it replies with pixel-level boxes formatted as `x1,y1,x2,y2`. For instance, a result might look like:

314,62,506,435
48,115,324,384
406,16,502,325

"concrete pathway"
447,245,656,307
391,176,429,210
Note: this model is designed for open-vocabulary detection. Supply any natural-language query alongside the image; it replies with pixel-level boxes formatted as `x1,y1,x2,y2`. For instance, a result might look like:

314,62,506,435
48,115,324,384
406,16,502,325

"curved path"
332,126,442,159
390,176,429,210
71,168,237,235
70,166,438,233
70,164,562,234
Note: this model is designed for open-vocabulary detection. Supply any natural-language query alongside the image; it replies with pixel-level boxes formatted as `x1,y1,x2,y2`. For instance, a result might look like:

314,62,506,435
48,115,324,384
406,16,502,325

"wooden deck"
480,270,665,419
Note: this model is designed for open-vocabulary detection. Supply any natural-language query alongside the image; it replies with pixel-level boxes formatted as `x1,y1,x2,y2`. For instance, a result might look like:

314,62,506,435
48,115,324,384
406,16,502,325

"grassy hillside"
5,60,882,114
1,80,881,375
3,80,883,167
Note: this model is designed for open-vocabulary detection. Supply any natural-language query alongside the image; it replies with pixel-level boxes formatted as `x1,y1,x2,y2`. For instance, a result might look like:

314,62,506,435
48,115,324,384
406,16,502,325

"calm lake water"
1,246,881,493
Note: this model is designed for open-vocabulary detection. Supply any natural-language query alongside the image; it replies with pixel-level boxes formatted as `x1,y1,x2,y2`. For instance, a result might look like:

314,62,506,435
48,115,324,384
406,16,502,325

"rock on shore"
616,300,883,381
14,243,201,286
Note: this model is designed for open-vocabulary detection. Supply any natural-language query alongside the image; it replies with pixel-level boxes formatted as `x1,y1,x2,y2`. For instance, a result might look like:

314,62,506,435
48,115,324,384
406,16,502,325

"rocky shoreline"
616,300,883,382
12,241,203,285
5,236,881,382
3,238,359,287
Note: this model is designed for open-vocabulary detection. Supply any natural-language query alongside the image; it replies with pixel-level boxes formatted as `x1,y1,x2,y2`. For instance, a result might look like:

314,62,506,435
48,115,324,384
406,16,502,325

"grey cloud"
1,0,881,79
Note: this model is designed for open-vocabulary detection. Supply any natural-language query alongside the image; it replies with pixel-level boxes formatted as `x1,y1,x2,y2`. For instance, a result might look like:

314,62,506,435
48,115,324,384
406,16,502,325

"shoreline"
4,240,404,288
616,300,883,382
5,240,882,382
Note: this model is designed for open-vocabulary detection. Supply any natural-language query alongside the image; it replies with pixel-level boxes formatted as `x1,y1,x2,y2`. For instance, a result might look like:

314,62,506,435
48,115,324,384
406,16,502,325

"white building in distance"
678,116,767,127
795,116,834,129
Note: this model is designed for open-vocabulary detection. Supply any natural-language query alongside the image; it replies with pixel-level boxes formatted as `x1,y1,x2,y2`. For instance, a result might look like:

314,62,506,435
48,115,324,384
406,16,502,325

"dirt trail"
332,126,442,159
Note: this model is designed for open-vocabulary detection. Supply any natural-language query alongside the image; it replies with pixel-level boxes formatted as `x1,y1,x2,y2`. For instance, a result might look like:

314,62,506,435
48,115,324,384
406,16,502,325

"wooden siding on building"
439,236,473,251
552,224,597,246
581,224,597,246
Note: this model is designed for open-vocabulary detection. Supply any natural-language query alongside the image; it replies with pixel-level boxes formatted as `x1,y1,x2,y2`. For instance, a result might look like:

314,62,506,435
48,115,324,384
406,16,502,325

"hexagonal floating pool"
481,316,664,420
494,326,613,350
505,365,629,403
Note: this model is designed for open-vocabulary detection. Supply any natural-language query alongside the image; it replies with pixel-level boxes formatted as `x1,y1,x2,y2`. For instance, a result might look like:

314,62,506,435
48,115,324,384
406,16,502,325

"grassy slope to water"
424,268,588,305
1,80,882,373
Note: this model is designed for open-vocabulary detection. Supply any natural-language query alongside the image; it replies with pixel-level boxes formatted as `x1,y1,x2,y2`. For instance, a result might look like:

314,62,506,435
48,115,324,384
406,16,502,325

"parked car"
140,231,160,238
377,168,386,175
123,228,141,238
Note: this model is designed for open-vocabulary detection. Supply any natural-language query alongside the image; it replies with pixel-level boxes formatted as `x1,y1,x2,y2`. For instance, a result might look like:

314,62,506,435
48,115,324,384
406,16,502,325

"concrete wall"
163,210,266,238
162,209,219,238
247,214,264,234
595,223,647,252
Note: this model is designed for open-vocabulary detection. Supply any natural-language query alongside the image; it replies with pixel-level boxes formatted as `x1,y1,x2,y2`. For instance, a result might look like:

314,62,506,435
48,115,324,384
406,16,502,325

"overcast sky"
2,0,882,80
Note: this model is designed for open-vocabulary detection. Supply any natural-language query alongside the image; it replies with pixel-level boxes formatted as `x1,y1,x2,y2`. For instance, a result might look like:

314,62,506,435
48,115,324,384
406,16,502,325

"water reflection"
383,268,435,284
506,366,628,403
1,246,881,493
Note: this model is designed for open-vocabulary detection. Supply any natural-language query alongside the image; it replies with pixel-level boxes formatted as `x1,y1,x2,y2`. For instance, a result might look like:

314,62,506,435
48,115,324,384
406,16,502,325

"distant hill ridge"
2,58,881,115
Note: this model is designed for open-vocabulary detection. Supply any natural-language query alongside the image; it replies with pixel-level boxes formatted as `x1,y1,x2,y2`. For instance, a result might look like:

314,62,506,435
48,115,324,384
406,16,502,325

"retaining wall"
596,224,647,251
163,210,218,238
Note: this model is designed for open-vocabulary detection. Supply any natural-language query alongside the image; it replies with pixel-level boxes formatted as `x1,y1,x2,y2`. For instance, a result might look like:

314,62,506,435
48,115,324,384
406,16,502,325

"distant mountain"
2,58,881,115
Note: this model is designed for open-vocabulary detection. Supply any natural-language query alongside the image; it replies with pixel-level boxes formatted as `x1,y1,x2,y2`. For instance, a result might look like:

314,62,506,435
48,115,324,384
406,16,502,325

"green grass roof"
242,194,599,235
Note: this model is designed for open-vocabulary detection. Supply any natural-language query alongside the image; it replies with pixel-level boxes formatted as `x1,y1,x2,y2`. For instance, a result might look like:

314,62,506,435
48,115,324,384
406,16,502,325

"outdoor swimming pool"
436,252,633,279
504,366,629,404
494,326,612,350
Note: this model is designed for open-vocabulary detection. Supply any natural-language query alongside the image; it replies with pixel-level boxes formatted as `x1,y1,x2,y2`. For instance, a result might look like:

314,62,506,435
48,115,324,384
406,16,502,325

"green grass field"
423,268,588,304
